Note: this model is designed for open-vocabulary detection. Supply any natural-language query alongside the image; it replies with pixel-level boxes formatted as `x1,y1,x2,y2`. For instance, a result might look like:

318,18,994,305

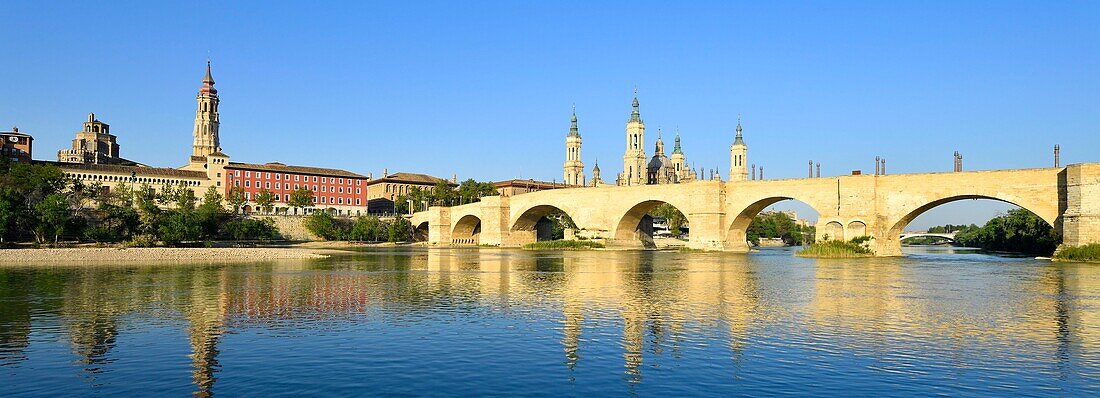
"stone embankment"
0,247,331,264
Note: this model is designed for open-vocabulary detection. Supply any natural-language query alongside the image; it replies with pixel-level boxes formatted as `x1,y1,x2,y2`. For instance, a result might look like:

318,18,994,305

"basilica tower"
728,116,748,181
670,132,686,180
563,107,585,186
619,91,646,186
191,61,221,162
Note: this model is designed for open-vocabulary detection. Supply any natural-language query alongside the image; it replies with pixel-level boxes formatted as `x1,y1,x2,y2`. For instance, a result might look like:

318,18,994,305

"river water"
0,246,1097,397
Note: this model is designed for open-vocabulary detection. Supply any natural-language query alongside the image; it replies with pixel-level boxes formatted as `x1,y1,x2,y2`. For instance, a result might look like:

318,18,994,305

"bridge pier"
1061,163,1100,248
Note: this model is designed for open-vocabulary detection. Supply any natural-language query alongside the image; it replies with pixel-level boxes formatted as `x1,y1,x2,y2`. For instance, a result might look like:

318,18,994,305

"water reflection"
0,247,1097,396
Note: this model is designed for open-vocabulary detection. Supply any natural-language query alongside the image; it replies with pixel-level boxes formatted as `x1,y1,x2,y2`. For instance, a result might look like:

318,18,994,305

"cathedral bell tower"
619,90,646,186
191,61,221,163
729,115,748,181
563,106,585,186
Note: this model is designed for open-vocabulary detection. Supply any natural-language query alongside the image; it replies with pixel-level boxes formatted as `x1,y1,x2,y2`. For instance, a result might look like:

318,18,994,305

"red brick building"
1,127,33,163
225,162,369,216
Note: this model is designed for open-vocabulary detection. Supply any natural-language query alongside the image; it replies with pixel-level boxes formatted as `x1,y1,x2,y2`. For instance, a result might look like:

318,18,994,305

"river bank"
0,246,341,264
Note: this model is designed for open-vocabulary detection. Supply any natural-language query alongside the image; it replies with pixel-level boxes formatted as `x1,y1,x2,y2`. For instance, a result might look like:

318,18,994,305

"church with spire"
182,60,226,171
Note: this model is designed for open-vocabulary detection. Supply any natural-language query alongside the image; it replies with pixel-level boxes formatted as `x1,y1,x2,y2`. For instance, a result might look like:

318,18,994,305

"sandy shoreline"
0,247,340,264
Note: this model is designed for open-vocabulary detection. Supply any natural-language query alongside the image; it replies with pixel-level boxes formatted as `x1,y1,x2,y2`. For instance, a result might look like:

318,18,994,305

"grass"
1053,243,1100,262
796,239,874,258
522,240,605,250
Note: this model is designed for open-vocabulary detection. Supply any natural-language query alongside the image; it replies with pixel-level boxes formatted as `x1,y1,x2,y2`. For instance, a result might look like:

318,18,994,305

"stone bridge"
410,163,1100,256
899,232,957,242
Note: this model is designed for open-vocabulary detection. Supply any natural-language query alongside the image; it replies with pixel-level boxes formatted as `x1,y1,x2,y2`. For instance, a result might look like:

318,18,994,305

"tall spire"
733,114,744,145
654,128,664,154
199,60,217,96
672,129,682,154
629,87,642,123
568,105,580,137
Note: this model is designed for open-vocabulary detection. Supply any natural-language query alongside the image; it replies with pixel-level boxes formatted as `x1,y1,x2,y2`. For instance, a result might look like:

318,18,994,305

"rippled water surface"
1,246,1098,396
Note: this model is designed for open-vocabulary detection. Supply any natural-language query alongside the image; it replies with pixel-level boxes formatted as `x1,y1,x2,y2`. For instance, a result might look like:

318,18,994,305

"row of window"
230,170,360,185
232,179,363,195
67,173,201,187
242,191,362,206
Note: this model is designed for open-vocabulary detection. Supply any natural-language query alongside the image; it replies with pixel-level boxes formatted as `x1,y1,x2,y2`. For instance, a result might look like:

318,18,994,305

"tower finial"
733,114,745,145
629,87,641,123
568,105,579,137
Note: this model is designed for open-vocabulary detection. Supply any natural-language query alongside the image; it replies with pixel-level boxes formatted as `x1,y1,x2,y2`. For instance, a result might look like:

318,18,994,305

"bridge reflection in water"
0,248,1097,395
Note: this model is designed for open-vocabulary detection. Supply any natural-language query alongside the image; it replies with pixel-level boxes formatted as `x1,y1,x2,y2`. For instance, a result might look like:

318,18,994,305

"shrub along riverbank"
0,162,280,246
797,237,874,258
303,211,414,243
1053,244,1100,263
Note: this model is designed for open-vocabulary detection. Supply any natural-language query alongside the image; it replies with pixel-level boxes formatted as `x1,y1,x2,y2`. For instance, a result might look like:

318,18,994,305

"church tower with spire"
670,131,689,181
619,90,647,186
563,106,585,186
729,116,748,181
191,61,221,163
590,159,603,187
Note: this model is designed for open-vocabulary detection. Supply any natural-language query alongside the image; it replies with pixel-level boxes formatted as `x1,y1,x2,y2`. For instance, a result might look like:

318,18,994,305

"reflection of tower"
562,288,583,373
619,90,646,186
729,116,747,181
563,107,585,186
187,268,229,398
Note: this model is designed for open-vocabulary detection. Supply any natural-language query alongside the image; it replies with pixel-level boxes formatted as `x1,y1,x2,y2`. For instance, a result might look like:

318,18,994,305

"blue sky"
2,1,1097,229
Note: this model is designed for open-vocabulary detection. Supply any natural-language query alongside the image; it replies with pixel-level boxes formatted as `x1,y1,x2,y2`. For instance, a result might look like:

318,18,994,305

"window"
321,177,327,183
338,178,343,184
245,192,251,200
285,174,290,180
338,198,343,204
295,175,299,182
356,188,361,194
276,174,280,180
245,181,250,188
283,194,288,201
313,185,318,191
338,187,343,193
321,186,326,192
245,171,251,178
313,176,317,182
295,184,299,189
265,182,271,189
357,180,361,186
321,197,326,204
265,173,271,179
234,180,240,187
356,199,361,205
275,183,281,189
330,196,334,204
235,170,240,177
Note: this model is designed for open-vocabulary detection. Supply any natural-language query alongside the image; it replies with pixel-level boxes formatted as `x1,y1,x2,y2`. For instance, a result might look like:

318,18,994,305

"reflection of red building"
225,162,369,216
1,127,33,163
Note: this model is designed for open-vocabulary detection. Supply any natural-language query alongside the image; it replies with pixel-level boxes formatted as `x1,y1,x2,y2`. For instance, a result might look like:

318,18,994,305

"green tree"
288,188,314,215
304,211,349,240
226,186,246,214
196,186,227,239
254,188,276,215
35,193,71,244
388,217,413,242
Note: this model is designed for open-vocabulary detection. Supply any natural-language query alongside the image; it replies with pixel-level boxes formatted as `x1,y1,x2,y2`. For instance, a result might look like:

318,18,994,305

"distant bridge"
899,232,957,242
410,164,1100,256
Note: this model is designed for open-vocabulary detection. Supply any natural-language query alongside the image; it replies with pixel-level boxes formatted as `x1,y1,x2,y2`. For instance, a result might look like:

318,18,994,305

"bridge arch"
881,194,1058,255
725,196,826,251
414,221,429,242
452,214,482,245
510,204,576,244
612,199,691,248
